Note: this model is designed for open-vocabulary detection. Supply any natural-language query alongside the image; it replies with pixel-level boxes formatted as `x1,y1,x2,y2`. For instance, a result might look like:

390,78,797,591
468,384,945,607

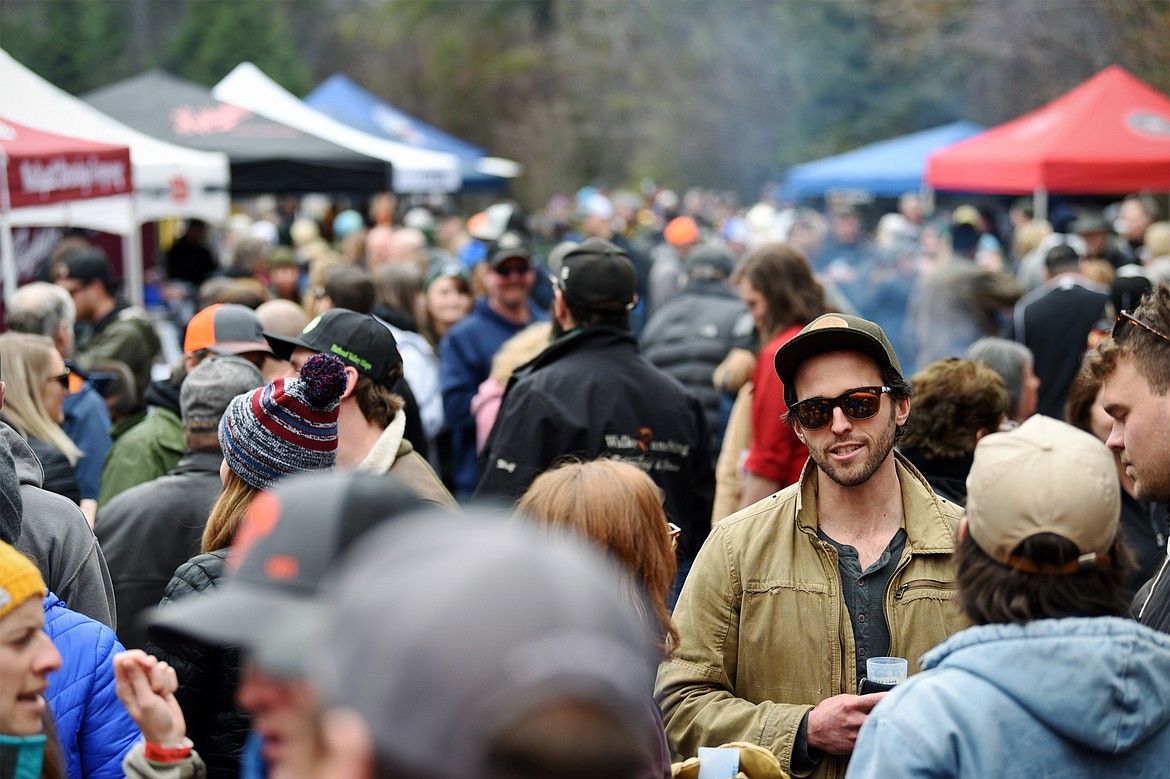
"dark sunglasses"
790,386,891,430
1113,310,1169,343
47,368,71,389
494,263,531,278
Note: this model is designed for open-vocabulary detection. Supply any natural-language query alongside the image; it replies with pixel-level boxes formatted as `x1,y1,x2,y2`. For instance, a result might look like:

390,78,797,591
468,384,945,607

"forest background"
1,0,1166,208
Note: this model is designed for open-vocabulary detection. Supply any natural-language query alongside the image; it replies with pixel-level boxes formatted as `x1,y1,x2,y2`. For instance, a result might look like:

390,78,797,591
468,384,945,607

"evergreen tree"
164,0,309,91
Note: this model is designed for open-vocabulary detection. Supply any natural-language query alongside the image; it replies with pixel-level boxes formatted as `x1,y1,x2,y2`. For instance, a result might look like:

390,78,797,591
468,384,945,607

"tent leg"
1,216,16,309
124,202,145,308
1,157,16,308
1034,187,1048,224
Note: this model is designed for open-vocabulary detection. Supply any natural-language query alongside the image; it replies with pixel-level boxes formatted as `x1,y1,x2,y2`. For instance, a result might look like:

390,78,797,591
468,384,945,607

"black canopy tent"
83,70,389,194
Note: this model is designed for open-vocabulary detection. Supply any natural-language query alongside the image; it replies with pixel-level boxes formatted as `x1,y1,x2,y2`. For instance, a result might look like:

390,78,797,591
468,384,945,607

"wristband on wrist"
144,739,193,763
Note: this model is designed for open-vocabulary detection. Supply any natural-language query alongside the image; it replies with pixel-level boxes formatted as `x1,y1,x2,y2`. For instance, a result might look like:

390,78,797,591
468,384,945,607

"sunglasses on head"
1113,310,1169,343
790,386,891,430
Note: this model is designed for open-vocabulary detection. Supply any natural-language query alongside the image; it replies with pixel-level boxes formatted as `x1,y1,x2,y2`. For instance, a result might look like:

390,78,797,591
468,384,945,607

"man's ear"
319,707,376,779
553,289,572,328
894,396,911,427
342,366,360,399
0,380,6,410
958,515,968,541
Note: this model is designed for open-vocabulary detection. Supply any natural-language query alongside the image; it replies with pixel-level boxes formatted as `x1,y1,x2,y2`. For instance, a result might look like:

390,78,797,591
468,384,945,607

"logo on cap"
810,315,849,330
497,231,525,251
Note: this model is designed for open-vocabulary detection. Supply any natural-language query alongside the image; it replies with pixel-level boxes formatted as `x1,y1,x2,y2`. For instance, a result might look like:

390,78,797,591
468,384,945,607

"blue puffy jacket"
43,593,139,779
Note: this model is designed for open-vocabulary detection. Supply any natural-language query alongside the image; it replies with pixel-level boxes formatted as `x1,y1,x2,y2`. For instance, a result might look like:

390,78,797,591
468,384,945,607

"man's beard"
550,315,566,338
806,406,898,488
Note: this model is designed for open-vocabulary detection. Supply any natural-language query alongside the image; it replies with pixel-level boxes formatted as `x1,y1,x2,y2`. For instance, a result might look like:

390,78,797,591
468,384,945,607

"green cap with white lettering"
264,308,402,388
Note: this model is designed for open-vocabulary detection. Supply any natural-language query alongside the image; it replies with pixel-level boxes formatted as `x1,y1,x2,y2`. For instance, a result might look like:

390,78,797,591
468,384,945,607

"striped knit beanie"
219,353,348,491
0,540,46,619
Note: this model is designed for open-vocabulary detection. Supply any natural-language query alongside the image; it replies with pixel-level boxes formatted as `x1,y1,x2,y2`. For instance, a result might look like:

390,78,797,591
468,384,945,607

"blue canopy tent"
304,74,520,191
778,121,984,200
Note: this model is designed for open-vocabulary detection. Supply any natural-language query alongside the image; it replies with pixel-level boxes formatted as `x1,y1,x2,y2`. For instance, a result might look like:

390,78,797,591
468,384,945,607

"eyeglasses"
1113,310,1169,343
47,368,71,389
789,386,891,430
667,522,682,552
494,263,531,278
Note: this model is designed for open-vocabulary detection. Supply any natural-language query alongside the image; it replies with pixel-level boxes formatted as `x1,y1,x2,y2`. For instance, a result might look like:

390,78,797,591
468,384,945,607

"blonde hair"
0,333,81,464
1143,221,1170,259
1012,219,1053,260
518,458,679,654
201,468,259,553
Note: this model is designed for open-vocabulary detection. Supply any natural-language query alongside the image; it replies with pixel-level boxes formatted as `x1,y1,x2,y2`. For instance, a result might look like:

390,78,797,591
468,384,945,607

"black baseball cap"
554,237,637,312
487,230,532,269
146,471,428,661
264,308,402,387
774,313,904,406
61,249,118,289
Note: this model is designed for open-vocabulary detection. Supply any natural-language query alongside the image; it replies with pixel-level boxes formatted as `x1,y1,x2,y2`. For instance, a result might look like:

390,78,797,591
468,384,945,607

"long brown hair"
201,469,259,553
40,711,66,779
734,242,827,341
517,458,679,653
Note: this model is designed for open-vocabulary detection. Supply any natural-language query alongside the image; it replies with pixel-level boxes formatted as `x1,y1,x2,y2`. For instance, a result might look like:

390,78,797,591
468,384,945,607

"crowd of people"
1,183,1169,779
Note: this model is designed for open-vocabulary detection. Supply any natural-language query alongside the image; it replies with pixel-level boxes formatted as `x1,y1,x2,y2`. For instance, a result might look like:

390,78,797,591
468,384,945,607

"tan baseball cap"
966,415,1119,574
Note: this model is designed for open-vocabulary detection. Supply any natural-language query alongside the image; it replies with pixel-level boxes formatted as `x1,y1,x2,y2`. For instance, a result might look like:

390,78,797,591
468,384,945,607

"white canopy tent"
213,63,462,194
1,118,137,306
0,49,230,305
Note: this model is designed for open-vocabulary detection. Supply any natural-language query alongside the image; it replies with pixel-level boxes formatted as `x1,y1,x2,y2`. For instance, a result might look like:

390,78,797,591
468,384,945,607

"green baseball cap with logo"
264,308,402,387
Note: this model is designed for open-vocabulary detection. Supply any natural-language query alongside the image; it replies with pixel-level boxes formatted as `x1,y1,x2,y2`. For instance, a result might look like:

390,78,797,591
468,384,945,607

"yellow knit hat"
0,541,46,619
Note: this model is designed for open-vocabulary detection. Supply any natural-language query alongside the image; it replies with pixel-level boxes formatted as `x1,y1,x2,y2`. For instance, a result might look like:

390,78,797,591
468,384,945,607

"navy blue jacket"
439,297,546,497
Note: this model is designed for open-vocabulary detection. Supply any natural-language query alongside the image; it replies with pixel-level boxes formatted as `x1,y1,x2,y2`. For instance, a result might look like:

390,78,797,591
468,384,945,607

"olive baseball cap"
774,313,903,406
264,308,402,387
966,415,1119,574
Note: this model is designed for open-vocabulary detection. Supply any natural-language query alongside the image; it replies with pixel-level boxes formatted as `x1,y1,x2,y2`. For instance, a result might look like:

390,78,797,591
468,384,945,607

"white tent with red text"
0,48,229,305
1,117,135,305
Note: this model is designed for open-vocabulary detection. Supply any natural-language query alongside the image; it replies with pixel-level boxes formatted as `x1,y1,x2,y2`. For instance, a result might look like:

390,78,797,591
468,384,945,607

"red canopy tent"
1,117,133,304
926,66,1170,217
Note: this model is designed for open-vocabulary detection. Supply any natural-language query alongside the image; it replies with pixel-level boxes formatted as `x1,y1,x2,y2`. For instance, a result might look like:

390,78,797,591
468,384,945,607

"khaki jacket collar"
793,450,959,553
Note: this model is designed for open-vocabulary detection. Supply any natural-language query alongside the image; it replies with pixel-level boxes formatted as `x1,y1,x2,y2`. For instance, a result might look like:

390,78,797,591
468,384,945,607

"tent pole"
922,185,935,217
124,199,145,308
1,154,17,308
1034,187,1048,223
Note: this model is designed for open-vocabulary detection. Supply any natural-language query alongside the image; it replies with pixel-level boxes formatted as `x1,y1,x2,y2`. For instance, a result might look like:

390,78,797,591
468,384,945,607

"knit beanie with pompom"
219,353,348,491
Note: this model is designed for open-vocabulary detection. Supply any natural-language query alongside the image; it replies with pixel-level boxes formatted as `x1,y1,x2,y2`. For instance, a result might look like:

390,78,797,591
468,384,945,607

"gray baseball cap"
311,514,659,779
146,471,427,653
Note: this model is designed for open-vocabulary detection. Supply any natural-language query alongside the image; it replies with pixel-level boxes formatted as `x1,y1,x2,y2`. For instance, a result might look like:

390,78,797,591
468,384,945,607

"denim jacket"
846,617,1170,779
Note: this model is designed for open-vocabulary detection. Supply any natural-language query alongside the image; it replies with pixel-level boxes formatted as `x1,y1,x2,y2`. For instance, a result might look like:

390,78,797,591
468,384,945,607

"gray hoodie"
3,422,116,628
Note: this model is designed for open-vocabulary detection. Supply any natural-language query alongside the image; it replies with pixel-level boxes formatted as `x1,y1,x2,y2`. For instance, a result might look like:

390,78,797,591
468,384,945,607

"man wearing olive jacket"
655,314,967,778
